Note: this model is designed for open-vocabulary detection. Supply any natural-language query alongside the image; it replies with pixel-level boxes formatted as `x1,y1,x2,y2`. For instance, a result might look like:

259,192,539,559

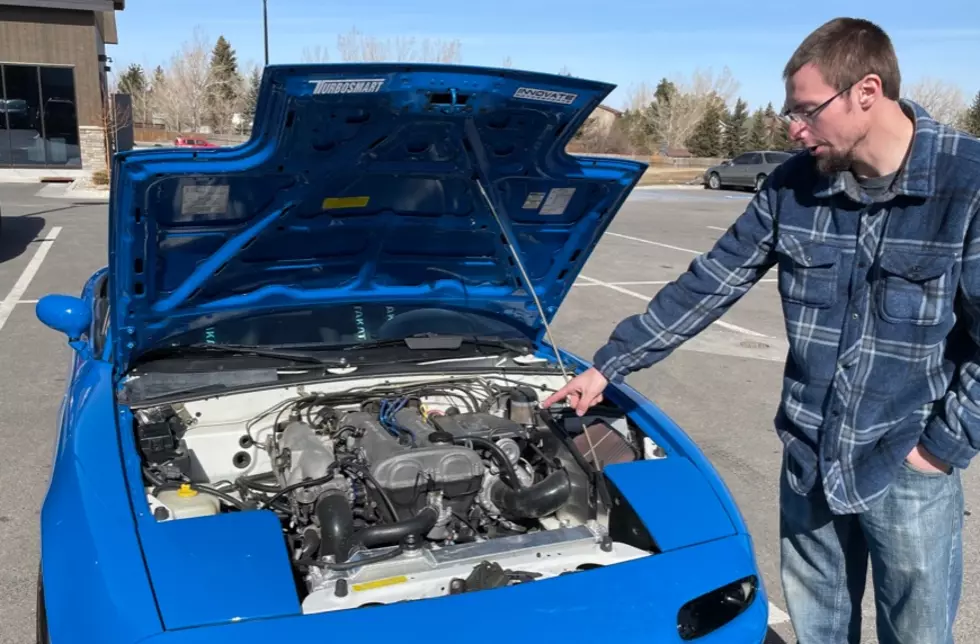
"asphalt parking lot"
0,181,976,643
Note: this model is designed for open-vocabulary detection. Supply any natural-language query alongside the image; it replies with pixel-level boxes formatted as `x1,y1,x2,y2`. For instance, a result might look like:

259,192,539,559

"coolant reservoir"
157,483,220,519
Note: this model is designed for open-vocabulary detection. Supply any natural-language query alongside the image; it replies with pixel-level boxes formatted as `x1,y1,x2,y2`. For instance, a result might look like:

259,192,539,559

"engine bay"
133,372,665,613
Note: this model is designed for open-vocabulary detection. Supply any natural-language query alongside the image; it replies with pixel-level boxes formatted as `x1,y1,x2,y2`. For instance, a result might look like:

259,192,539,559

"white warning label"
181,184,230,216
513,87,577,105
539,187,576,215
522,192,546,209
309,78,385,95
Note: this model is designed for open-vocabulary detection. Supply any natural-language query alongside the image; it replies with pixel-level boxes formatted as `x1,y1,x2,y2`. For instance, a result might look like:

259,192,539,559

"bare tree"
620,67,740,152
335,26,462,63
152,28,221,132
904,77,966,126
657,67,739,150
301,45,330,63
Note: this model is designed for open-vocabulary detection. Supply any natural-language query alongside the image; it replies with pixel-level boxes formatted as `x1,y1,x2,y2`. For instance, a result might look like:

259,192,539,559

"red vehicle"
173,136,218,148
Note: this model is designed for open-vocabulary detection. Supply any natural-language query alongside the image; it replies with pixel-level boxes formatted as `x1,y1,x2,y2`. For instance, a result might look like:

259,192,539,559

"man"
543,17,978,644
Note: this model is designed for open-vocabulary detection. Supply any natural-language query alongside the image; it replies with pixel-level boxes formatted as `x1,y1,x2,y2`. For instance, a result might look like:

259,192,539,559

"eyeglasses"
779,79,859,125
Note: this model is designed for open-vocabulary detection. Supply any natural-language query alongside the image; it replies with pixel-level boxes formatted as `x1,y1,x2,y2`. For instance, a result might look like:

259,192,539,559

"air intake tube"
490,470,572,520
354,505,440,548
315,490,356,563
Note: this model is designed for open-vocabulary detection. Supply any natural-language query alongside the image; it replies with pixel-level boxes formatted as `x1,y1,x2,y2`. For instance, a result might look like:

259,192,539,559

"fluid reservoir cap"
177,483,198,498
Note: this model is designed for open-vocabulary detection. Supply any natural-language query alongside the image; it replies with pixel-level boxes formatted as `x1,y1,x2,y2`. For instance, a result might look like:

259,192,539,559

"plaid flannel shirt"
594,100,980,514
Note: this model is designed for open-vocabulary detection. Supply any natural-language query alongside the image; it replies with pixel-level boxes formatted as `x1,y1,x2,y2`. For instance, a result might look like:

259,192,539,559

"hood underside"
108,63,647,375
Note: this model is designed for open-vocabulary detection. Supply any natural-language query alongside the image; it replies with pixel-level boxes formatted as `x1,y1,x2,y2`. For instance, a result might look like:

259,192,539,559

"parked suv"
703,150,794,191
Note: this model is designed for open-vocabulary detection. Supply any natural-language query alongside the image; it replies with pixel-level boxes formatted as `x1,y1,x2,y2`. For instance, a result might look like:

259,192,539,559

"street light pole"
263,0,269,65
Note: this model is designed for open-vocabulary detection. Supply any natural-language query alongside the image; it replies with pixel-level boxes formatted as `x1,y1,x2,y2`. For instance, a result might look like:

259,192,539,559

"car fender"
550,347,754,537
39,360,163,641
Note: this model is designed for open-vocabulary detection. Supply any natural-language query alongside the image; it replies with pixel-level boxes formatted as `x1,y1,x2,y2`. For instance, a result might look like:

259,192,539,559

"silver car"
703,150,794,191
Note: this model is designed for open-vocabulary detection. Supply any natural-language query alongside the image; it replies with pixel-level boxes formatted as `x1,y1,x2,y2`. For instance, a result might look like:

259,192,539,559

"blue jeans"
779,455,964,644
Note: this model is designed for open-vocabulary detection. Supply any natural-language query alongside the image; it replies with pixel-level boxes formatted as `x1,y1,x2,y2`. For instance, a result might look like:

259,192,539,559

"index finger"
541,384,572,408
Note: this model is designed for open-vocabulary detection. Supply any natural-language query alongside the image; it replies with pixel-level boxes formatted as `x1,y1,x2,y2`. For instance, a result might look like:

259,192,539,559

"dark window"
0,64,80,168
39,67,81,166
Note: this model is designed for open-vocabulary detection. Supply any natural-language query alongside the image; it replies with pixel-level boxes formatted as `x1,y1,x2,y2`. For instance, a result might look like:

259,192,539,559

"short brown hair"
783,18,901,100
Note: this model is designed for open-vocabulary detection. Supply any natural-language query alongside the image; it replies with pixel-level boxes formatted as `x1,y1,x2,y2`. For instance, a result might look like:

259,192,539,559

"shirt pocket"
875,249,956,326
775,234,841,308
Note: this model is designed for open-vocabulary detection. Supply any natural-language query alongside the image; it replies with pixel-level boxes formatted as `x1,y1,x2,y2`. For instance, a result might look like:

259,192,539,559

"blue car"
34,63,768,643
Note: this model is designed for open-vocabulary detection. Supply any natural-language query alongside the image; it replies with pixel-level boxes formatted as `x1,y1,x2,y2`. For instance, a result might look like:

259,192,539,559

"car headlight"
676,574,758,640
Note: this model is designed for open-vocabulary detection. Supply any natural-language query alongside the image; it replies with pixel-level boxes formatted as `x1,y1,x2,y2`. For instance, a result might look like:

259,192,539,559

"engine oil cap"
427,431,454,445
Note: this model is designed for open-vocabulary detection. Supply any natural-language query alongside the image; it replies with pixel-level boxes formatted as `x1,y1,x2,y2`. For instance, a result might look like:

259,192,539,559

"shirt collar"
813,98,938,202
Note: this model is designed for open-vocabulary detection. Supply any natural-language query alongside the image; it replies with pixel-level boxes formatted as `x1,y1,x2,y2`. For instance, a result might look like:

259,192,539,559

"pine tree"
654,78,676,105
206,36,241,132
759,103,791,150
723,98,749,157
686,99,724,157
641,78,678,152
243,68,261,127
117,63,146,96
964,90,980,137
151,65,165,89
747,109,768,150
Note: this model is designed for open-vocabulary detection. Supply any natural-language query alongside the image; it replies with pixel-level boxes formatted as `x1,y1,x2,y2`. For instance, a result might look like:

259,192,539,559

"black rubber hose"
353,506,439,548
453,435,522,489
316,491,356,563
490,470,572,520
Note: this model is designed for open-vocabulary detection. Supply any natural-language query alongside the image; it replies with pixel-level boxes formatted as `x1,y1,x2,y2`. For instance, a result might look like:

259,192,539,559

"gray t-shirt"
856,170,898,201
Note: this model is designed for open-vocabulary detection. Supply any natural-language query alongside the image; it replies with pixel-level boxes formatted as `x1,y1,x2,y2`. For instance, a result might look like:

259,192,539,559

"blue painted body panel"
35,63,769,644
603,458,736,552
38,273,164,644
136,508,302,629
106,63,647,375
136,535,766,644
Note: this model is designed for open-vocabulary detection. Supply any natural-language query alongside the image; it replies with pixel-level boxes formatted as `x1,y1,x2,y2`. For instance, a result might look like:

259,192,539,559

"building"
584,104,623,135
0,0,124,177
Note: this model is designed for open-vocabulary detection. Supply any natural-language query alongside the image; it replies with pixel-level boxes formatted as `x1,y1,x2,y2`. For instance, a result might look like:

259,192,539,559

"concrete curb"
35,183,109,202
634,184,706,191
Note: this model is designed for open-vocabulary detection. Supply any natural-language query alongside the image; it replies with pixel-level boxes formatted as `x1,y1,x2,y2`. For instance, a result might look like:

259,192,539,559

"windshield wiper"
133,343,349,367
336,334,532,354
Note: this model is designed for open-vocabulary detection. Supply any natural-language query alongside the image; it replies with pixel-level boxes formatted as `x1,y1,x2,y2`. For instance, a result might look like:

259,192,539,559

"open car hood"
107,63,647,375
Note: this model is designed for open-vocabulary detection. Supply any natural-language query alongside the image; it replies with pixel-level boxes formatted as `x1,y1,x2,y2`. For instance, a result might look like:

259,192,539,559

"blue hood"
107,63,647,375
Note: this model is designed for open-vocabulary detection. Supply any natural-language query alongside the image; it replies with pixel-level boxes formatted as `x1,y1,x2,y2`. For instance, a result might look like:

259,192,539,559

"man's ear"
855,73,883,110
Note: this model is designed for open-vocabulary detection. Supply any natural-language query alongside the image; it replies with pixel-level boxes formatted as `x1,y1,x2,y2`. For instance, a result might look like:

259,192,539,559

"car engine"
135,374,661,612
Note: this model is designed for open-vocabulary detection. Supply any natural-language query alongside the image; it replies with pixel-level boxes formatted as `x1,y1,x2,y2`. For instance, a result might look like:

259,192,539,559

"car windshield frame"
146,302,534,354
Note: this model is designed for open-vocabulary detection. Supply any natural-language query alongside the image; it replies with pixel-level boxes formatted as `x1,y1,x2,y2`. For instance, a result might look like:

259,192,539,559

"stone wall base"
79,125,107,176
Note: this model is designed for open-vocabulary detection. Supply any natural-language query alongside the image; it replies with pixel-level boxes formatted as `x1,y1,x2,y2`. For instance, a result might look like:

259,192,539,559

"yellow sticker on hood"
323,196,370,209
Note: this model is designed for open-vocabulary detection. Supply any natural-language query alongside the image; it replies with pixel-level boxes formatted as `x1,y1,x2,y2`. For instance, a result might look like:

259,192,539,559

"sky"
109,1,980,112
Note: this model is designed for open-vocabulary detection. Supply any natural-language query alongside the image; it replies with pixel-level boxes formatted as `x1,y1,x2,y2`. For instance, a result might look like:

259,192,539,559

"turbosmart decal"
309,78,386,95
513,87,578,105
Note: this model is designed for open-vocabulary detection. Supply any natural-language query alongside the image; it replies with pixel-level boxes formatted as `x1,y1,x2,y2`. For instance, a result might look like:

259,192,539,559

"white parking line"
706,225,728,232
769,601,791,624
574,279,777,287
606,231,703,255
0,226,61,333
576,274,770,338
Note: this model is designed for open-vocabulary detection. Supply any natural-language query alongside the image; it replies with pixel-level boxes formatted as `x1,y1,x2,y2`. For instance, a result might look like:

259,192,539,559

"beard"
813,145,853,175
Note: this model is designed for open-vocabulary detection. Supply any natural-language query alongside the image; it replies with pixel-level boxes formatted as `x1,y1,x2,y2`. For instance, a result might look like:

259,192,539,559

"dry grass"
638,166,706,186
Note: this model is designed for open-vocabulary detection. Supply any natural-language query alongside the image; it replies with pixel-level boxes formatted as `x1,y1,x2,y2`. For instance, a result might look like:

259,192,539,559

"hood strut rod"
463,118,599,468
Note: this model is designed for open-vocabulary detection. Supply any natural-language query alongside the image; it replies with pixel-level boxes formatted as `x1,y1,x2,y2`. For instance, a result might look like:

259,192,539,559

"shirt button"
852,312,859,319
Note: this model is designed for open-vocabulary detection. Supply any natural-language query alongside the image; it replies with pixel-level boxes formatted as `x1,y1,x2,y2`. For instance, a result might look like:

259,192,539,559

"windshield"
157,303,529,349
